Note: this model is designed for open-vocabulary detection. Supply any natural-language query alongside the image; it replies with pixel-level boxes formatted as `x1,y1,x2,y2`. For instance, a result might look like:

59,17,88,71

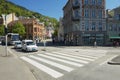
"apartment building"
8,19,45,41
63,0,106,46
106,7,120,45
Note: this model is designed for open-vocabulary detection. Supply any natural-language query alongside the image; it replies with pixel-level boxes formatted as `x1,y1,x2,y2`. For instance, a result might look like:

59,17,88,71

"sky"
8,0,120,20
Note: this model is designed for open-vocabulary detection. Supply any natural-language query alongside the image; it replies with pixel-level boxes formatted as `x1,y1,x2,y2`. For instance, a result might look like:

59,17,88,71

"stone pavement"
108,55,120,65
0,46,36,80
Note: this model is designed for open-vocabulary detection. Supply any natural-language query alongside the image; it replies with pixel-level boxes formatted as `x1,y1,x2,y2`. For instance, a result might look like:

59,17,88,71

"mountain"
0,0,58,28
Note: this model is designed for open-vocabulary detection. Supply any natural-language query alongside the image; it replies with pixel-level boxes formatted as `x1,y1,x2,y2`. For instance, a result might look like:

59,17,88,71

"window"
84,0,89,5
74,0,79,5
98,10,102,18
92,22,96,31
92,0,96,5
114,24,117,31
98,0,102,5
92,9,96,18
109,24,112,31
84,9,89,18
119,26,120,31
98,22,102,31
74,10,80,18
116,14,120,20
34,28,37,32
85,21,89,31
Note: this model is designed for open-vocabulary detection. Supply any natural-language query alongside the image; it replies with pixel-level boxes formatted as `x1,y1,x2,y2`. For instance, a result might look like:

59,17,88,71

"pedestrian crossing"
20,49,107,79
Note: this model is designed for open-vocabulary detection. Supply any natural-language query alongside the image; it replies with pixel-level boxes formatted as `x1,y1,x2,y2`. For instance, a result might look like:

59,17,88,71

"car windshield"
26,42,35,45
16,42,21,44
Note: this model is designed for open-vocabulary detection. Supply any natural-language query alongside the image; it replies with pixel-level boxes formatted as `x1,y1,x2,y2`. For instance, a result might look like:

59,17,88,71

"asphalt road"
7,46,120,80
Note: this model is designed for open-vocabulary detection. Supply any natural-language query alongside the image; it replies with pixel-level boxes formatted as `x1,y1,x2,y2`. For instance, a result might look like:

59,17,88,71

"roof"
8,18,37,26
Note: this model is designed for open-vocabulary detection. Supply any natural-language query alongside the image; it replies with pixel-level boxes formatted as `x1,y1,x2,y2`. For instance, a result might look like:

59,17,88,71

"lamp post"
2,14,8,56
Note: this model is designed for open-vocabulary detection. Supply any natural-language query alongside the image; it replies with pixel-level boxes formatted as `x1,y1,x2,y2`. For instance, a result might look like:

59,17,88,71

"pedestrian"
116,42,119,47
94,41,97,47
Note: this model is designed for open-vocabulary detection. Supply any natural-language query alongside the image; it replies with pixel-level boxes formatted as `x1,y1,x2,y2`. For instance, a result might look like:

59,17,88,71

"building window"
34,28,37,32
109,25,112,31
119,26,120,31
98,10,102,18
114,24,117,31
116,14,120,20
98,0,102,5
74,0,79,5
92,0,96,5
91,22,96,31
84,9,89,18
74,10,80,18
84,0,89,5
98,22,102,31
92,9,96,18
85,21,89,31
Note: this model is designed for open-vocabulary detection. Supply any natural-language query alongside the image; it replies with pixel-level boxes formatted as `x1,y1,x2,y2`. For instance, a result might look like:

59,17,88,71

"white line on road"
37,54,84,67
29,55,74,72
45,52,89,64
7,48,18,58
59,51,99,59
20,56,63,78
52,52,94,61
99,55,118,66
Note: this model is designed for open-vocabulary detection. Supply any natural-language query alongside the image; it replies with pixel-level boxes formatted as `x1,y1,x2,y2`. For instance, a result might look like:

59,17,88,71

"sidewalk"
108,55,120,65
0,46,36,80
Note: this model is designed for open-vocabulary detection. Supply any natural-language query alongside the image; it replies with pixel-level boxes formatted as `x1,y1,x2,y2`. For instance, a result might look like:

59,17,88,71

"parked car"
22,40,38,52
14,41,22,49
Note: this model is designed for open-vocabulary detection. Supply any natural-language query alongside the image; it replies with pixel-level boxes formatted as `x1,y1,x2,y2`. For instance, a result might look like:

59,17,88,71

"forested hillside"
0,0,58,28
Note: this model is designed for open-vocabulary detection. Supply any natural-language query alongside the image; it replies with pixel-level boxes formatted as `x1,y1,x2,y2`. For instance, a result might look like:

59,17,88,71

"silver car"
22,40,38,52
14,41,22,49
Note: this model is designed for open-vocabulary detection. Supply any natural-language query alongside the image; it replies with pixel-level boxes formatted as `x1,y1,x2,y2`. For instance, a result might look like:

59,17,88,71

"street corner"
108,55,120,65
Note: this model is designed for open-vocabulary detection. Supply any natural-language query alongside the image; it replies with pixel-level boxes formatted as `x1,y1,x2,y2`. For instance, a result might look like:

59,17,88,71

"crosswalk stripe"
59,51,99,59
20,56,63,78
29,55,74,72
37,54,84,67
44,52,89,64
52,52,94,61
62,49,106,57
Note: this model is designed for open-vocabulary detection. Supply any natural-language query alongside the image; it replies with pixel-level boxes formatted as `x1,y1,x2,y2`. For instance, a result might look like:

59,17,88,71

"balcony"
72,16,80,21
72,3,80,9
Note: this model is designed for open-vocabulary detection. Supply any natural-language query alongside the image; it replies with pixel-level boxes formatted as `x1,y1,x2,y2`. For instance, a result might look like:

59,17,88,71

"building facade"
63,0,106,46
58,17,64,42
106,7,120,45
8,19,45,41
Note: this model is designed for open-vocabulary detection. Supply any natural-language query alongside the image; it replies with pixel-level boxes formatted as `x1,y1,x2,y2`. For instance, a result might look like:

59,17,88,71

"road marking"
37,54,84,67
99,55,118,66
52,52,94,61
20,56,63,78
45,52,89,64
7,48,18,58
29,55,74,72
59,52,97,59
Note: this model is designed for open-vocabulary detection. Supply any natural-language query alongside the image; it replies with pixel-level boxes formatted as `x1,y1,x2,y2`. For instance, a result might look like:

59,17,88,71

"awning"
109,36,120,39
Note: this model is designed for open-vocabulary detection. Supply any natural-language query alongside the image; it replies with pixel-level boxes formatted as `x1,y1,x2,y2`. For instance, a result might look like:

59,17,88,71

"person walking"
94,41,97,47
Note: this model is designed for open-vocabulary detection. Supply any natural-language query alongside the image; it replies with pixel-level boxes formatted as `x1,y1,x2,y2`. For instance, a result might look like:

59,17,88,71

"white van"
22,40,38,52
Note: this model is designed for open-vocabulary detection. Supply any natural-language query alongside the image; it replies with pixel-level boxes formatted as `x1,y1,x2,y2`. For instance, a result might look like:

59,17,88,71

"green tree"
12,22,25,37
0,25,4,36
